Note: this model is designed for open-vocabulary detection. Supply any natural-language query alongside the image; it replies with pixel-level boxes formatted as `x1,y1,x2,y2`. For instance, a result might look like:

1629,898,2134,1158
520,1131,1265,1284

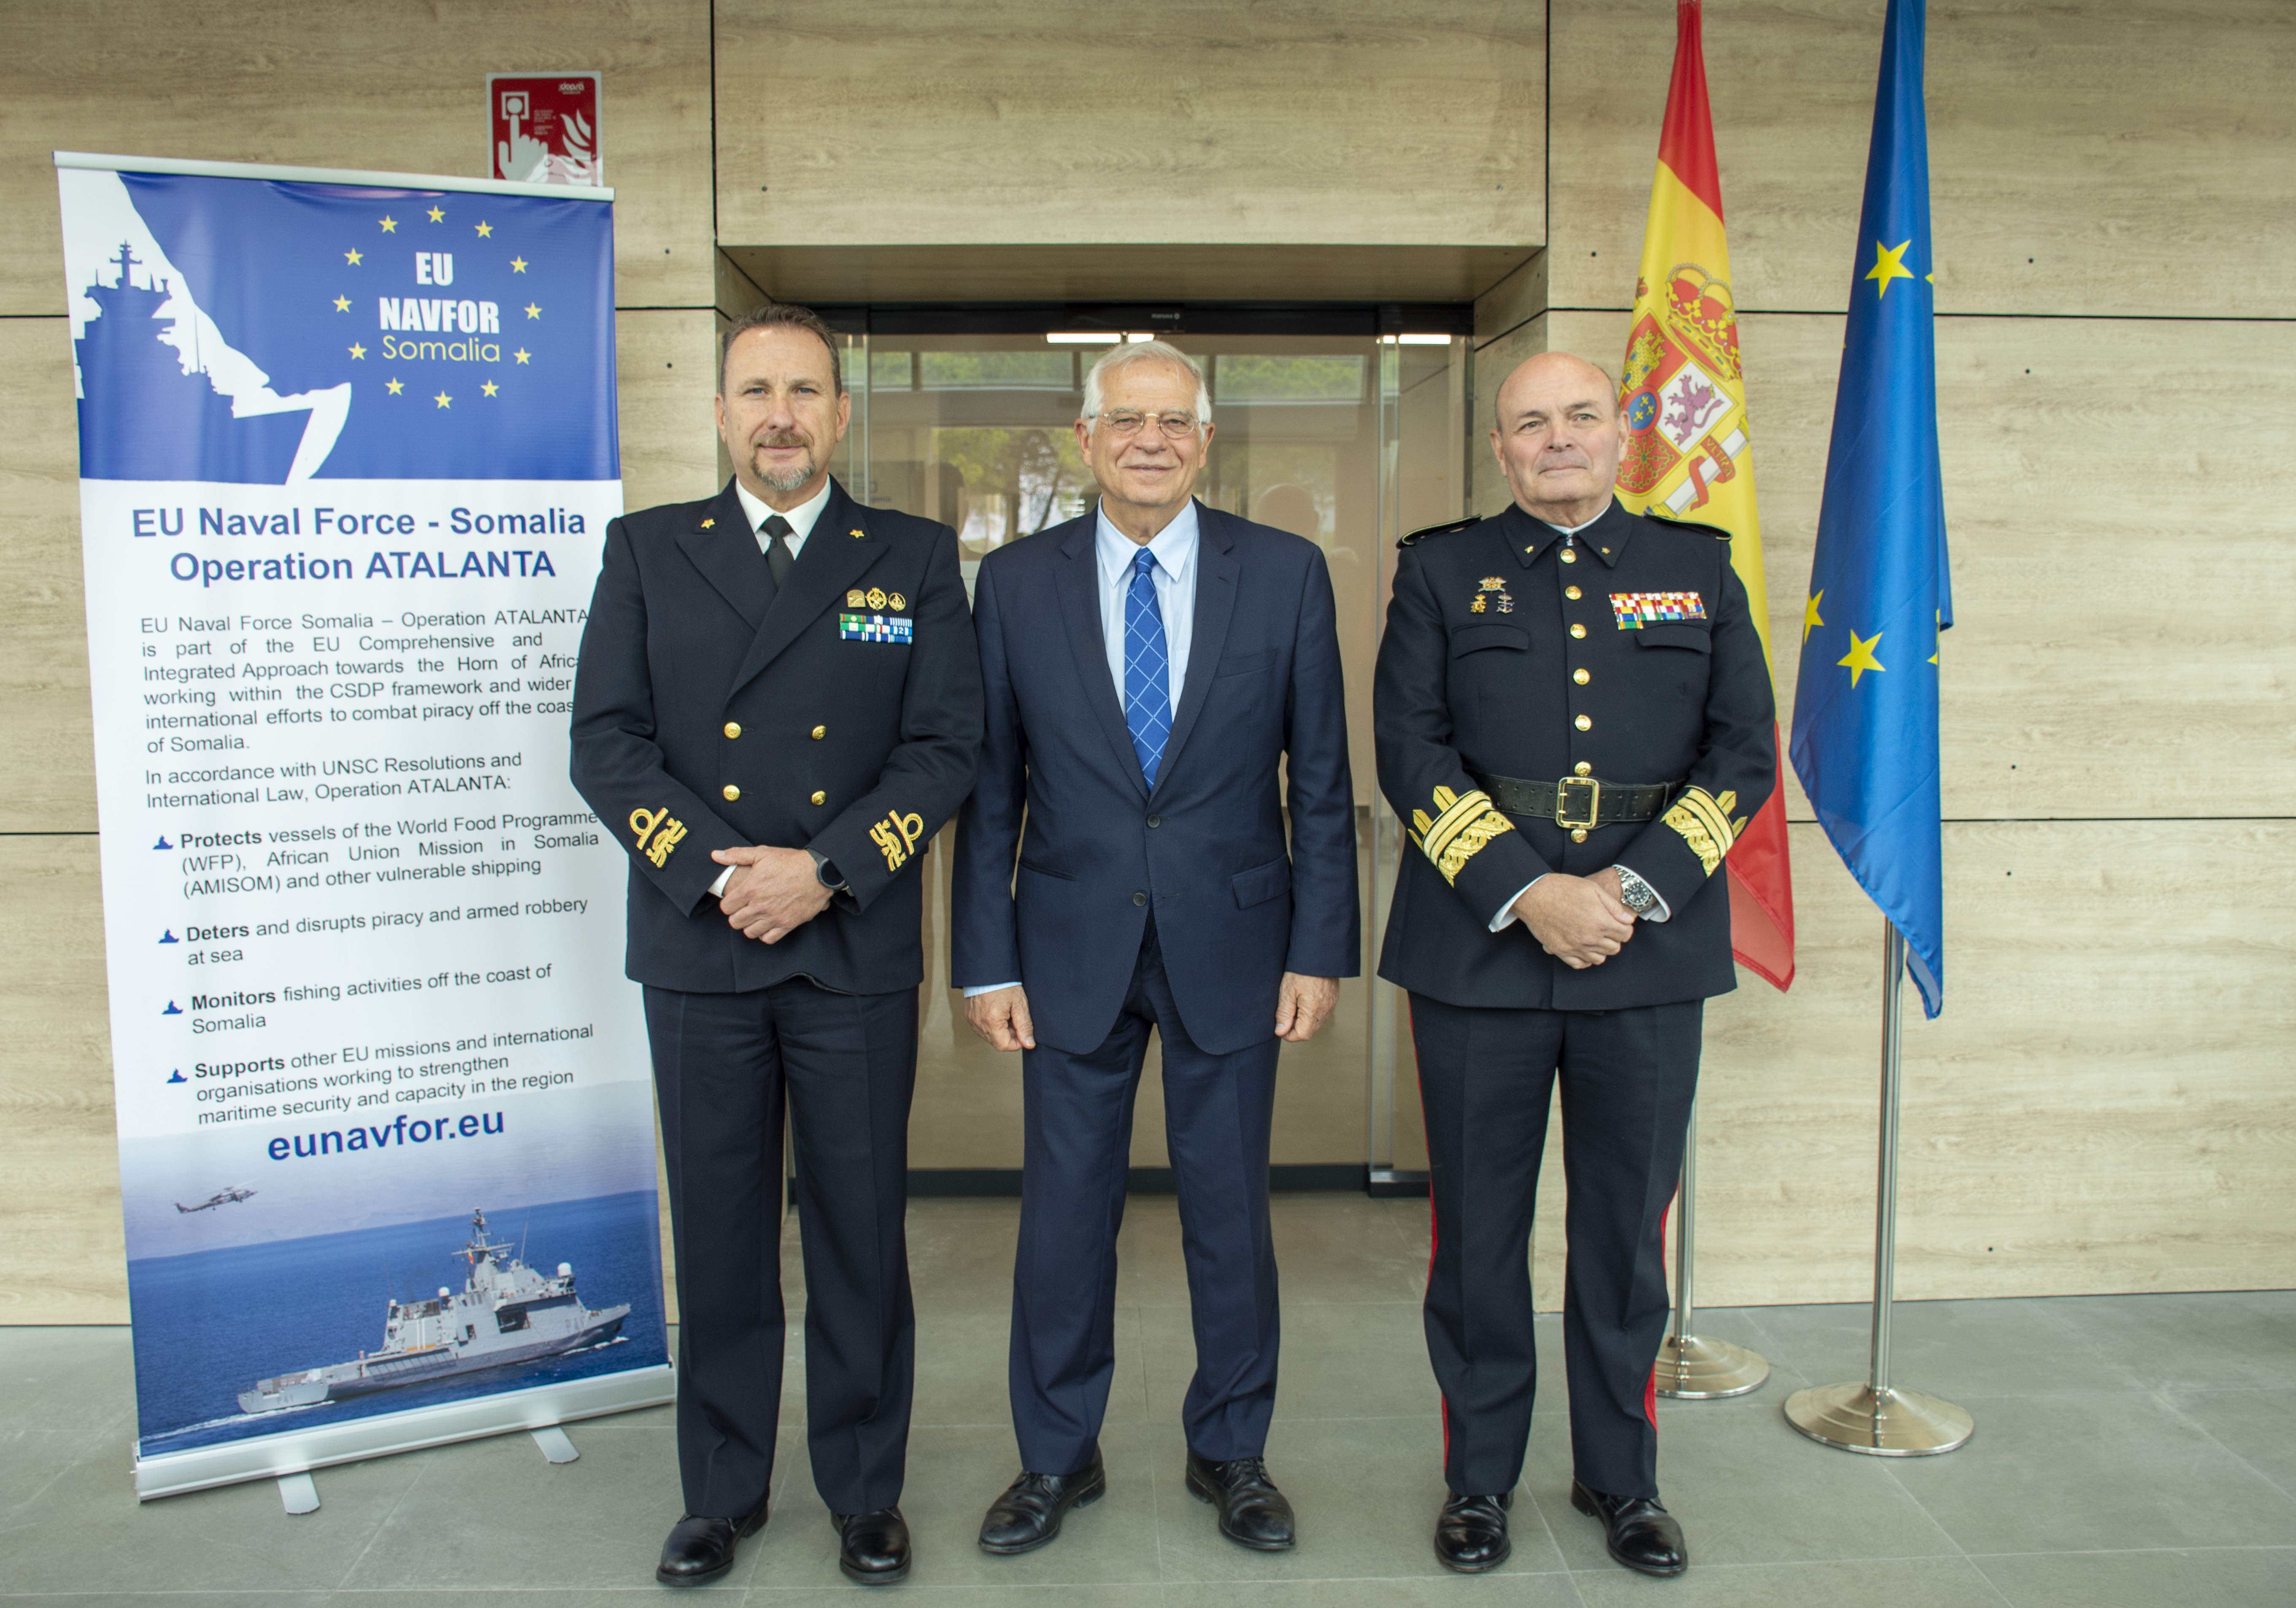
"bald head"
1489,351,1626,527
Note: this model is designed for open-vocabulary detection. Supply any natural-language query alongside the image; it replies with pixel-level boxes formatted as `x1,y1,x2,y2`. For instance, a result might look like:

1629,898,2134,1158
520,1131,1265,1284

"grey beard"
757,454,816,493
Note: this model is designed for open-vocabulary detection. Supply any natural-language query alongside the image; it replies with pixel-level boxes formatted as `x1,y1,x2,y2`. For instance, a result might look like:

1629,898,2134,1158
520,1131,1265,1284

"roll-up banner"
54,152,670,1501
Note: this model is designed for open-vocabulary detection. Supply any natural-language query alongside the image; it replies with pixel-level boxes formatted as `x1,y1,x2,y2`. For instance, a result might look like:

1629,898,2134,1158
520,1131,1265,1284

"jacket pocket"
1216,648,1277,677
1231,855,1292,909
1632,624,1712,654
1018,859,1075,882
1449,624,1530,657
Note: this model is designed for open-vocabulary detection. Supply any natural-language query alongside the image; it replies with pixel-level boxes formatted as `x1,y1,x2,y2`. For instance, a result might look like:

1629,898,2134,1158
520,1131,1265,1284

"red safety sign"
488,73,602,187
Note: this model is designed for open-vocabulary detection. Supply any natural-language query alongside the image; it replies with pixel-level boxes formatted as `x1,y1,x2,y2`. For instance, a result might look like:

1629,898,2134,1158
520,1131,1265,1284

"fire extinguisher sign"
488,73,603,187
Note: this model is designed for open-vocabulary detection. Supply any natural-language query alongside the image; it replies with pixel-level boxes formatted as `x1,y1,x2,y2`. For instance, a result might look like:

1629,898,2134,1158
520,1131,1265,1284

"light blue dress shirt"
1094,497,1198,716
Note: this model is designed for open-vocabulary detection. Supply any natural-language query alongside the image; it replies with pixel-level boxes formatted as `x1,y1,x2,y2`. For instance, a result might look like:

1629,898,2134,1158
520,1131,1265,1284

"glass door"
835,323,1465,1179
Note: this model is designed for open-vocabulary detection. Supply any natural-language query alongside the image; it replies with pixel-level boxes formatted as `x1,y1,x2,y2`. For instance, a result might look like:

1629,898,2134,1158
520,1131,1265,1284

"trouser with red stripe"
1410,994,1703,1500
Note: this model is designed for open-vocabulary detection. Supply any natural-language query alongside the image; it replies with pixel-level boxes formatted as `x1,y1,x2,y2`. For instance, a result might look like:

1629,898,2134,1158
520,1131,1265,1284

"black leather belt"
1471,772,1680,831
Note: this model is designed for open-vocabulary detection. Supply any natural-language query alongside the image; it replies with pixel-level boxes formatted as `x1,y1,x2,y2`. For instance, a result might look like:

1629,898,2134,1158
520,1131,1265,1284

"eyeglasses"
1094,409,1202,440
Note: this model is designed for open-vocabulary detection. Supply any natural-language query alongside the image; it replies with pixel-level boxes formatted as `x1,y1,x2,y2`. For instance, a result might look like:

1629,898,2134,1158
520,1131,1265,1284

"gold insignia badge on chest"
1469,575,1515,615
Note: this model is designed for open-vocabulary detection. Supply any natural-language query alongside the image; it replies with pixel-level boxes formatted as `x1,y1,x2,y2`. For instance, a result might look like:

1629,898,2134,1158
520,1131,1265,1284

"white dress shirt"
732,473,834,558
1490,497,1671,934
963,499,1201,999
707,476,840,900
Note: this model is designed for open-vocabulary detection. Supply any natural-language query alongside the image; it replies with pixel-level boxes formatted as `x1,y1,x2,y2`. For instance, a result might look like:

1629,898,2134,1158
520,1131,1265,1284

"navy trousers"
644,979,917,1519
1009,920,1283,1475
1410,993,1702,1500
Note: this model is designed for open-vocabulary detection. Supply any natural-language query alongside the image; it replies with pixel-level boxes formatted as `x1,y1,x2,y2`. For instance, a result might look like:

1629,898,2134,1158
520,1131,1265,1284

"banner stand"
1653,1098,1769,1399
1783,920,1973,1454
135,1364,672,1502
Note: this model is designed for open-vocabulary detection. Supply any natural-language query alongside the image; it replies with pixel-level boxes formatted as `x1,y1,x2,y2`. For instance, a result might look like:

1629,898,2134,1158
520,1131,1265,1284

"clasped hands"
1514,867,1636,969
966,971,1339,1053
711,844,833,944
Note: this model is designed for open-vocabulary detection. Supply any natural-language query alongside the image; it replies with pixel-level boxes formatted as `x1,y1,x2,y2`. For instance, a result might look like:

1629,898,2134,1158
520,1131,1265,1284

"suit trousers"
1010,919,1283,1475
1410,992,1702,1500
644,978,917,1519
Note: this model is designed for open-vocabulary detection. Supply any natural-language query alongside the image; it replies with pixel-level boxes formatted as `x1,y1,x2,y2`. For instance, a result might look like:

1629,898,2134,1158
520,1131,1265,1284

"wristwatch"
1615,865,1659,915
808,850,848,893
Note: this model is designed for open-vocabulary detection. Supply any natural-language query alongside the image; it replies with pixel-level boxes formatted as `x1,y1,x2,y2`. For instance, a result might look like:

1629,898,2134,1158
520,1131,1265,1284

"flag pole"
1783,918,1973,1454
1655,1098,1769,1398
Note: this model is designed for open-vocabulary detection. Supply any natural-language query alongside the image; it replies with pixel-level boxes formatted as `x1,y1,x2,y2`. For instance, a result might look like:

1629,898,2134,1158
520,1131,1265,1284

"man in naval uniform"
570,302,982,1587
1372,351,1775,1579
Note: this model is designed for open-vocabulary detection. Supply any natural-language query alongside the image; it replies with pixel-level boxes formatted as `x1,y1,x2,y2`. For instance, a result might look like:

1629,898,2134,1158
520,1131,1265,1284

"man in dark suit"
951,340,1359,1558
1373,352,1776,1579
570,303,982,1588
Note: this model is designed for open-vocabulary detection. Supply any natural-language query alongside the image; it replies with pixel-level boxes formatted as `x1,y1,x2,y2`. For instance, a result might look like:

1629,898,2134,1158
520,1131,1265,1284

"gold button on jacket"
809,790,827,806
811,725,827,740
722,784,740,801
723,721,742,739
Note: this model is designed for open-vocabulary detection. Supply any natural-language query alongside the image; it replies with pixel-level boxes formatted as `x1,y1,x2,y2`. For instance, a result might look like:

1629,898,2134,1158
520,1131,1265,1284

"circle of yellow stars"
339,202,536,402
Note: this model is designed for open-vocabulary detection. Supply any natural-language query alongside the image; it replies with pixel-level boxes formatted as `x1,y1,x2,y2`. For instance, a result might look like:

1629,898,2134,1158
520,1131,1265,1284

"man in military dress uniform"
1372,351,1775,1578
570,303,982,1587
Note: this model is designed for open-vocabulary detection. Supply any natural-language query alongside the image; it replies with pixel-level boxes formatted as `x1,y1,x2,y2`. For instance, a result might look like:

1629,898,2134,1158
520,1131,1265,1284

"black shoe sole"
1184,1466,1296,1552
839,1556,912,1586
655,1558,734,1588
978,1472,1108,1556
1570,1482,1687,1578
1433,1537,1513,1575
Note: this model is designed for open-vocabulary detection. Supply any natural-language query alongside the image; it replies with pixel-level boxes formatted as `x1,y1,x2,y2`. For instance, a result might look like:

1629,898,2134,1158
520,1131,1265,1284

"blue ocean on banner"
76,171,616,482
126,1191,665,1455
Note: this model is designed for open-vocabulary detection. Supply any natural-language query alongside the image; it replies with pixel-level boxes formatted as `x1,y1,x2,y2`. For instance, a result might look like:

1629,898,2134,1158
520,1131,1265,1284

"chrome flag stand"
1783,921,1973,1454
1654,1099,1768,1398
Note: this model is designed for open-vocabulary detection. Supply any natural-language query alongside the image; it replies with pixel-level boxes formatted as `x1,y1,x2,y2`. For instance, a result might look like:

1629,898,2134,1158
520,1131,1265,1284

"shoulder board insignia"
1642,511,1732,542
1397,514,1481,550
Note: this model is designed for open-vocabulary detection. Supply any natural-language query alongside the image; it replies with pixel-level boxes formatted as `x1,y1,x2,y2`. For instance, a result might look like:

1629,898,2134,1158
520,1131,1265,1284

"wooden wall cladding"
0,319,92,834
713,0,1545,249
0,837,124,1324
1548,0,2296,318
0,0,715,316
614,309,724,515
1535,819,2296,1309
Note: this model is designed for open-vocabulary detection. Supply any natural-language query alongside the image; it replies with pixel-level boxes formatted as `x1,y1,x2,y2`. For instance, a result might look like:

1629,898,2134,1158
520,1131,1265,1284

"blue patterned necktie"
1122,546,1172,786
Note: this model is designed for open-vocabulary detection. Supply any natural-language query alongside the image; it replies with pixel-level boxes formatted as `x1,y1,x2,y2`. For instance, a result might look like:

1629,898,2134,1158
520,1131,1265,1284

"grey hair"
1081,340,1212,433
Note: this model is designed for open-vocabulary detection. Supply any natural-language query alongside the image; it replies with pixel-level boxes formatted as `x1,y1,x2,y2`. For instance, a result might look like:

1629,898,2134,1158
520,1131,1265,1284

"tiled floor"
2,1193,2291,1605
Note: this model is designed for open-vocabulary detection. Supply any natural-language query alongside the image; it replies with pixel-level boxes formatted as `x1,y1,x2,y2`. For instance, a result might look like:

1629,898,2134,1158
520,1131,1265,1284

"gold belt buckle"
1554,775,1601,831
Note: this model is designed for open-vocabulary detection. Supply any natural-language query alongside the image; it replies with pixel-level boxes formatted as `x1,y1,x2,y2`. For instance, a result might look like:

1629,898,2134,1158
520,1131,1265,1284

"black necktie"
760,514,795,587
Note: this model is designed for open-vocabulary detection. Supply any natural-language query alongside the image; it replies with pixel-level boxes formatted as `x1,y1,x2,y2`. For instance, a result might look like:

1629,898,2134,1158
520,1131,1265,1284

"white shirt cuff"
707,866,732,899
1490,875,1548,932
962,982,1023,998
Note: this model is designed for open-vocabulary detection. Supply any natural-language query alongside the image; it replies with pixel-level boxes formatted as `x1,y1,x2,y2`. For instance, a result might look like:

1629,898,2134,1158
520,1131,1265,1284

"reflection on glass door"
838,325,1464,1177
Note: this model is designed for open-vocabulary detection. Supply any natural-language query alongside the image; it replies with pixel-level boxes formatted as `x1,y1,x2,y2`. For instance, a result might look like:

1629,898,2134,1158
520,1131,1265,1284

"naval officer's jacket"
570,476,983,995
1373,498,1775,1012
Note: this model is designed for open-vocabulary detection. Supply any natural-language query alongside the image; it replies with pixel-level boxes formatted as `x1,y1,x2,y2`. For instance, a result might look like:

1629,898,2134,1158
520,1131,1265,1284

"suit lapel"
1154,502,1237,792
727,480,882,696
1053,516,1151,800
675,481,772,629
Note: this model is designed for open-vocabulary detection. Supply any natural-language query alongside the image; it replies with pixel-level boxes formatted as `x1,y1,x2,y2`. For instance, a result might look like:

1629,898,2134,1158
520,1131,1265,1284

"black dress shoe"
1572,1480,1688,1576
1183,1450,1295,1551
654,1495,769,1586
979,1450,1107,1554
832,1506,912,1586
1433,1490,1512,1573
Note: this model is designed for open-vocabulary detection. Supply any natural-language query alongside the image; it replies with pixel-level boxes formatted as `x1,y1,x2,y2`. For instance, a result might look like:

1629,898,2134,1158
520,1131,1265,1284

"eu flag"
1789,0,1952,1017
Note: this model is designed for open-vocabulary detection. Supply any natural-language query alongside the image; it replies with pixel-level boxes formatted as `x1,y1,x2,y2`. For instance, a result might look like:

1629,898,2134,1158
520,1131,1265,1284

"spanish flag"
1613,0,1796,989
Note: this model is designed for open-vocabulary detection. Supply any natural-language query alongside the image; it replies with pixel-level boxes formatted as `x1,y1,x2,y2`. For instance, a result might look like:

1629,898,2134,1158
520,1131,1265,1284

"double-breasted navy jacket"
570,476,983,994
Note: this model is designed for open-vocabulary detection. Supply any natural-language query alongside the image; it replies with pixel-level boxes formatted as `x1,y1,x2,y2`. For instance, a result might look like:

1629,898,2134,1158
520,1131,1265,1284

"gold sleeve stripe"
1421,787,1496,865
1663,785,1737,877
1436,809,1515,886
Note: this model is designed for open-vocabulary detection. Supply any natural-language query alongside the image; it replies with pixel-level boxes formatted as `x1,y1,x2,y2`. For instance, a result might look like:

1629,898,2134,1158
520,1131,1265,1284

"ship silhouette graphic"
238,1208,629,1414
